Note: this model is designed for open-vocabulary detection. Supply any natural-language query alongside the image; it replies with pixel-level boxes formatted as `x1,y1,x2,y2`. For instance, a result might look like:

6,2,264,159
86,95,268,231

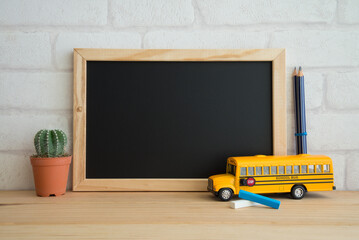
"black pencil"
298,67,307,154
293,67,300,154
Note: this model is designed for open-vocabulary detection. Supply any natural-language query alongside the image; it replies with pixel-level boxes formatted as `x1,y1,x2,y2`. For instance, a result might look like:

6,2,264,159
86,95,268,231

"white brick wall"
55,32,141,70
144,31,268,49
331,154,347,190
197,0,336,25
110,0,194,27
338,0,359,24
271,31,359,67
326,72,359,109
0,153,34,190
308,113,359,151
346,152,359,190
0,72,72,110
0,32,52,69
0,0,358,190
0,0,107,26
0,114,72,151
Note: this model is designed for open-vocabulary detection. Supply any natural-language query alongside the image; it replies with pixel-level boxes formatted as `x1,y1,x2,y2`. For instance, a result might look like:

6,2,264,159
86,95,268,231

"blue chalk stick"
238,190,281,209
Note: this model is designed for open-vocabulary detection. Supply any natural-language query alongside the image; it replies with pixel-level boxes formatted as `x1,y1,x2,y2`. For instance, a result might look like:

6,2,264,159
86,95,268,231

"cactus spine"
34,129,67,157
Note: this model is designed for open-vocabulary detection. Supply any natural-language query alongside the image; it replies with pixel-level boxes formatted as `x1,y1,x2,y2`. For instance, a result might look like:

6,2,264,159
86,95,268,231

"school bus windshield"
227,164,236,176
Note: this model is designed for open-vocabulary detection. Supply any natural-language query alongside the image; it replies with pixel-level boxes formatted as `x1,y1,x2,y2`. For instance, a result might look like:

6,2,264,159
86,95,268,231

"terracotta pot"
30,156,72,197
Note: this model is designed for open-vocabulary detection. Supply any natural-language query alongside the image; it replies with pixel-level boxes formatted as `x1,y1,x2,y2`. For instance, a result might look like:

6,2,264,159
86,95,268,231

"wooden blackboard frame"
73,49,286,191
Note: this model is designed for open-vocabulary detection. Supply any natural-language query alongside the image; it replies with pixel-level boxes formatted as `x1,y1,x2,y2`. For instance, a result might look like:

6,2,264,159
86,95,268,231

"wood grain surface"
0,191,358,239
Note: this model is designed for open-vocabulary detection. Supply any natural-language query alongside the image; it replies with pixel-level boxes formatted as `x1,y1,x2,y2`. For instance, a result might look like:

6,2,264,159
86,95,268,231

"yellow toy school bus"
208,154,335,201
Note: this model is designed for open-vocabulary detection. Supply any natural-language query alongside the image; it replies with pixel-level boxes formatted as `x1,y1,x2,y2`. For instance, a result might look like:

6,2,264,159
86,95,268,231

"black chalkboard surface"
86,61,272,179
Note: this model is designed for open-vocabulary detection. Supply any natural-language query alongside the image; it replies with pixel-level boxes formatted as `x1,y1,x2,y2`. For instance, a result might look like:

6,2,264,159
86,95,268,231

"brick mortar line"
0,69,72,73
334,0,340,24
107,0,111,27
191,0,206,27
322,73,330,112
2,149,359,155
0,109,356,116
0,150,34,155
311,150,359,154
306,109,359,114
1,67,359,73
2,22,359,32
0,67,69,72
0,109,73,116
286,67,359,72
344,151,349,190
52,33,60,70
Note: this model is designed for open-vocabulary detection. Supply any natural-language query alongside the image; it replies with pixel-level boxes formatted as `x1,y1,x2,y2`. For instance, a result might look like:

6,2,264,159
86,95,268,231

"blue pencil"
298,67,307,154
238,190,281,209
297,70,303,153
293,67,308,154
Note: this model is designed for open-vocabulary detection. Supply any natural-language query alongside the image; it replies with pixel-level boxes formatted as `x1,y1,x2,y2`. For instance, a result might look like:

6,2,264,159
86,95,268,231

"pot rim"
30,155,72,167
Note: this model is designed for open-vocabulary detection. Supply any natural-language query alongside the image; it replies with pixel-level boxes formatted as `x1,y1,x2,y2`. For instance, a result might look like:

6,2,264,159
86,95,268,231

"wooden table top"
0,191,358,239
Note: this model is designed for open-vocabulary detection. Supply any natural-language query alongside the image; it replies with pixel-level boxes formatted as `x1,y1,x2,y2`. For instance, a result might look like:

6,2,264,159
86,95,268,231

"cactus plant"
34,129,68,158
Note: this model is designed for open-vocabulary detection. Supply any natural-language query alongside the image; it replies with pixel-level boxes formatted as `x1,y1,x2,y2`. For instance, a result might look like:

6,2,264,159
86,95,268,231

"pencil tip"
299,66,302,71
292,67,297,76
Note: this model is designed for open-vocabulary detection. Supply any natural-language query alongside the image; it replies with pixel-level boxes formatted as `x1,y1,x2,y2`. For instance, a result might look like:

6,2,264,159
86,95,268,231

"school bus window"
271,166,277,175
301,165,307,173
248,167,254,176
240,167,247,176
263,166,270,175
286,166,292,174
256,167,262,175
294,165,300,174
316,165,322,173
279,166,285,174
323,164,330,173
227,164,236,176
309,165,315,173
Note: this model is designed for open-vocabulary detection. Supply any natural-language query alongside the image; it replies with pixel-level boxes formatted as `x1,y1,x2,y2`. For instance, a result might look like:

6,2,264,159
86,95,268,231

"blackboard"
86,61,272,178
73,49,286,191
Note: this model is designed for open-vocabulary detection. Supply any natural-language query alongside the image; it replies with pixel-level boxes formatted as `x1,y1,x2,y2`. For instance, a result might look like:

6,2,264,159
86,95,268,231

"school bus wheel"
291,185,306,199
218,188,233,201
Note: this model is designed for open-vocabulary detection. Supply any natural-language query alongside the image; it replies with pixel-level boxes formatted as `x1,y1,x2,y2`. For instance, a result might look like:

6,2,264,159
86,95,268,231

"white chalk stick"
230,200,260,209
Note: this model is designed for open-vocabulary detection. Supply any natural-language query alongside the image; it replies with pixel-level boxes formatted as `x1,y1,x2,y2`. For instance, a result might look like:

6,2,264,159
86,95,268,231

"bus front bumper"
207,187,218,196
